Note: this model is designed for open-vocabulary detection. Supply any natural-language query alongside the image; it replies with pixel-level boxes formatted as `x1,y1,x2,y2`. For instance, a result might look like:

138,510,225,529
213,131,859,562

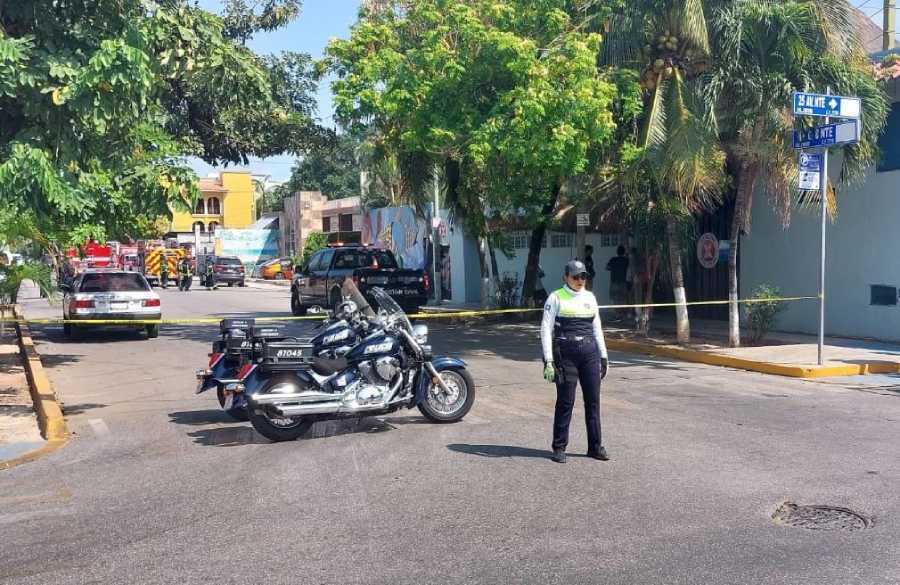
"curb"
13,305,69,443
606,339,900,379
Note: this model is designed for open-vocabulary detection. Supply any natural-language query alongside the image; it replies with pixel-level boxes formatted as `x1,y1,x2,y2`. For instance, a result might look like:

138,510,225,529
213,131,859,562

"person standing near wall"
606,245,630,320
540,260,610,464
584,245,596,291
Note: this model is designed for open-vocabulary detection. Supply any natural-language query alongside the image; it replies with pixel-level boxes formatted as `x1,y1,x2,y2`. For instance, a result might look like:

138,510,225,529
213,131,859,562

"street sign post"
792,92,861,119
792,88,862,365
798,153,823,190
792,120,860,149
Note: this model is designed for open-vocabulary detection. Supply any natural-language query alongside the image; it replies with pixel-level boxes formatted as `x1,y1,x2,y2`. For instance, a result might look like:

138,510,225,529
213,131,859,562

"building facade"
740,69,900,340
279,191,363,257
169,171,256,252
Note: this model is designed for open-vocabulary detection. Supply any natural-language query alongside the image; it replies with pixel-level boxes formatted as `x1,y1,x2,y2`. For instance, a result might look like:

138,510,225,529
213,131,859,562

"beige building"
280,191,363,257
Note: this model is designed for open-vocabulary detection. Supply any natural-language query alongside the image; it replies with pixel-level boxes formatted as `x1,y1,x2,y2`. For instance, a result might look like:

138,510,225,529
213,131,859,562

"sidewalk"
0,327,45,465
602,313,900,378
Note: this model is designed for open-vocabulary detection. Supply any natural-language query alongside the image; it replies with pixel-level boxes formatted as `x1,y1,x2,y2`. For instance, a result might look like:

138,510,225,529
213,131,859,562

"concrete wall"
741,163,900,340
494,232,619,305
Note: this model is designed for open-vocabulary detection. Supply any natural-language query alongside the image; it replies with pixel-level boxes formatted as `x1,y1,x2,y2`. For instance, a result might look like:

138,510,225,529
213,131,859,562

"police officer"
159,254,169,289
541,260,609,463
204,259,216,290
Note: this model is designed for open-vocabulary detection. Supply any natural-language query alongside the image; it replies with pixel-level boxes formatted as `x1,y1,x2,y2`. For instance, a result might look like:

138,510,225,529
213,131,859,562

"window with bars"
550,232,573,248
600,233,621,247
510,231,548,249
322,216,331,233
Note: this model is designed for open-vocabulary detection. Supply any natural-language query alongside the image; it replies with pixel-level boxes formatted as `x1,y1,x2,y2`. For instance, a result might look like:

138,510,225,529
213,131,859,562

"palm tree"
707,0,888,347
602,0,726,343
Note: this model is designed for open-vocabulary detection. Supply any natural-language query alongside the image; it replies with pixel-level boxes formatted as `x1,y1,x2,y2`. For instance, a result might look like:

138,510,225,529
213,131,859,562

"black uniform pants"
552,337,602,452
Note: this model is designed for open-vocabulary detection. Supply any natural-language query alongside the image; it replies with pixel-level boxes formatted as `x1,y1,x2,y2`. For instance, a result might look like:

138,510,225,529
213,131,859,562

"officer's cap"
565,260,588,277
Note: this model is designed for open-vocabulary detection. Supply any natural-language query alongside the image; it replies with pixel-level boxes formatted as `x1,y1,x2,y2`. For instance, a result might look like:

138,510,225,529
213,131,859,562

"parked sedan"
61,269,161,339
260,257,293,280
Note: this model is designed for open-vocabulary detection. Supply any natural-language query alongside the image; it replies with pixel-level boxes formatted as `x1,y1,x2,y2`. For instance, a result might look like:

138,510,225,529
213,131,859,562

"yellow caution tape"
0,295,818,326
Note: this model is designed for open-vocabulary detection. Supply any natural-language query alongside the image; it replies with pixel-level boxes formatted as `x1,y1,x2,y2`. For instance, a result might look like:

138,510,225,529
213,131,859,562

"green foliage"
301,231,328,264
327,0,621,229
0,0,319,248
744,284,785,344
0,262,54,305
269,134,362,211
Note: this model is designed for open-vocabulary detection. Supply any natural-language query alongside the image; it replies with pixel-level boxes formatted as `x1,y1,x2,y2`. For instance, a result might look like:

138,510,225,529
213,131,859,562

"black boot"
587,446,609,461
550,449,566,464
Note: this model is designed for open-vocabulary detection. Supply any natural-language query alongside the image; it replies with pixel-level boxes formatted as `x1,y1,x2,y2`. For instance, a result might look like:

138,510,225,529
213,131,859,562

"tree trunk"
521,182,562,307
666,216,690,344
728,160,759,348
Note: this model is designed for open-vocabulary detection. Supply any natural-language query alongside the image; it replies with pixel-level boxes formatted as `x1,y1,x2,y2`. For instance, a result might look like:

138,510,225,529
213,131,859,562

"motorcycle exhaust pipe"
250,391,340,405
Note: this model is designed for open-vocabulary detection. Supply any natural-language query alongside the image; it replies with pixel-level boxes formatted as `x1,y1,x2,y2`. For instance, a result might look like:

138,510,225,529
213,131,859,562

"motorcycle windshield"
370,287,412,331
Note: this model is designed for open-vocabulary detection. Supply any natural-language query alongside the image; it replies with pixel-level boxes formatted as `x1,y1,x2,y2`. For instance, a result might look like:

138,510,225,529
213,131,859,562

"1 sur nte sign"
792,120,860,149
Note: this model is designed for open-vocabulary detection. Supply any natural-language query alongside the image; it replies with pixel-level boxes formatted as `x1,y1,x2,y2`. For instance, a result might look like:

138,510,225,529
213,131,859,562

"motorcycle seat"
312,357,348,376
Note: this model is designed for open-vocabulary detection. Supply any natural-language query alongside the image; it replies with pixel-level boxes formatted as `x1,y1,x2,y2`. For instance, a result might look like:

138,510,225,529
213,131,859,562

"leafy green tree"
0,0,320,251
602,0,726,342
270,134,362,209
301,231,328,264
328,0,621,306
706,0,889,347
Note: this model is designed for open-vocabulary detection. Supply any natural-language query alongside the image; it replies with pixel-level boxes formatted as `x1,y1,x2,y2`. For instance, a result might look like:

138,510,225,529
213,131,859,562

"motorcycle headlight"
412,324,429,344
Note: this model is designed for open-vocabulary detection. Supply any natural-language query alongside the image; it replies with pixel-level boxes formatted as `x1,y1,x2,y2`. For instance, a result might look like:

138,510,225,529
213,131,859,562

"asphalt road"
2,283,899,584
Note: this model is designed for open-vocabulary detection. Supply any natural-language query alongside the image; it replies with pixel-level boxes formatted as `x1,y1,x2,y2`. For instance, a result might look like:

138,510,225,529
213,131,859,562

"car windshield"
218,258,242,266
80,273,149,292
333,250,398,269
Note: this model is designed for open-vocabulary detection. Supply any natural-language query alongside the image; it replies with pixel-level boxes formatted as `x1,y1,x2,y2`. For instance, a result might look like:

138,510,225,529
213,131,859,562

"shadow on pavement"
447,443,551,459
61,403,108,415
176,410,429,446
169,409,238,426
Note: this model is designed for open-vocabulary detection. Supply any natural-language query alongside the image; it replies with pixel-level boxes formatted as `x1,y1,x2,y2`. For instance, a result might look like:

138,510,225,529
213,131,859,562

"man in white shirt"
541,260,609,463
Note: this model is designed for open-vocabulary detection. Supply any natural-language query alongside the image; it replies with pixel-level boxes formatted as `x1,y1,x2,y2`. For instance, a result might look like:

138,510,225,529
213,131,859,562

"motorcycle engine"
355,357,401,404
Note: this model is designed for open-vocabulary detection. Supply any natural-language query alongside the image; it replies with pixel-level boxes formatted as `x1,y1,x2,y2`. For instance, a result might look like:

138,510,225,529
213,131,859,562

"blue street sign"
798,153,823,190
792,92,861,119
792,120,860,149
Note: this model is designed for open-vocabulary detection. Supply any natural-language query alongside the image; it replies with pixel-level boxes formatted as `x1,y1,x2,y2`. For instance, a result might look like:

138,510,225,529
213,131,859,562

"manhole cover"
772,502,873,531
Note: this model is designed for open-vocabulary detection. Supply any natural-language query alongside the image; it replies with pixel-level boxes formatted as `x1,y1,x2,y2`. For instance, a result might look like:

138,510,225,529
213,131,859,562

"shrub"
745,284,785,344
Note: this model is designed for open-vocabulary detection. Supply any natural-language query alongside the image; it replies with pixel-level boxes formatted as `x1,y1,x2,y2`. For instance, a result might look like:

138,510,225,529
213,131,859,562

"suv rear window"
216,258,242,266
80,273,149,292
333,250,398,269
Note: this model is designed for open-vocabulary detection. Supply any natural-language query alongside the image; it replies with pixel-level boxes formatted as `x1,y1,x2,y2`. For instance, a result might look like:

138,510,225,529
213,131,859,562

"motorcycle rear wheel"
417,367,475,423
248,374,315,441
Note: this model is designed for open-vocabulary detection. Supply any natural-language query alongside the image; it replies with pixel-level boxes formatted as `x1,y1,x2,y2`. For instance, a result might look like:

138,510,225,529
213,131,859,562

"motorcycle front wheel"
417,367,475,423
248,374,314,442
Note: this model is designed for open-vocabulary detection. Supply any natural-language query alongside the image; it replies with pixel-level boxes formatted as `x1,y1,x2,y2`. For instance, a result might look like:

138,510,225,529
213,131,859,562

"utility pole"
885,0,896,51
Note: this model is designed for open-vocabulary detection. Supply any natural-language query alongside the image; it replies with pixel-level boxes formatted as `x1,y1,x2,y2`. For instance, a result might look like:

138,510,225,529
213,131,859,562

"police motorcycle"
195,318,258,420
195,303,370,421
241,287,475,442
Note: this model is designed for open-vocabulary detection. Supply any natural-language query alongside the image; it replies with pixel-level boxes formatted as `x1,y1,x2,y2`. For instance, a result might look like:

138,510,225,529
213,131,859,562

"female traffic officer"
541,260,609,464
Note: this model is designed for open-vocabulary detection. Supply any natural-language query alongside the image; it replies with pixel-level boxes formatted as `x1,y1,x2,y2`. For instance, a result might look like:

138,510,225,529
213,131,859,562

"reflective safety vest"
553,287,597,338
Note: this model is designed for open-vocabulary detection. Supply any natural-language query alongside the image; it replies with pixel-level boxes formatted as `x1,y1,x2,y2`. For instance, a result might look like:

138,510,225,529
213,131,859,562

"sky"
189,0,896,184
189,1,362,183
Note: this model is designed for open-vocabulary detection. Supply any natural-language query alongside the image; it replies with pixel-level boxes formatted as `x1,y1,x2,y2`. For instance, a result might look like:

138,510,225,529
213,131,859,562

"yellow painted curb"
606,339,900,379
13,306,70,444
0,439,67,471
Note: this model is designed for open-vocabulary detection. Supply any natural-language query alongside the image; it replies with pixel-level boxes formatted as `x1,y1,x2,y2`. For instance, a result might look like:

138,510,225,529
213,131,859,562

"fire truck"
141,247,187,287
